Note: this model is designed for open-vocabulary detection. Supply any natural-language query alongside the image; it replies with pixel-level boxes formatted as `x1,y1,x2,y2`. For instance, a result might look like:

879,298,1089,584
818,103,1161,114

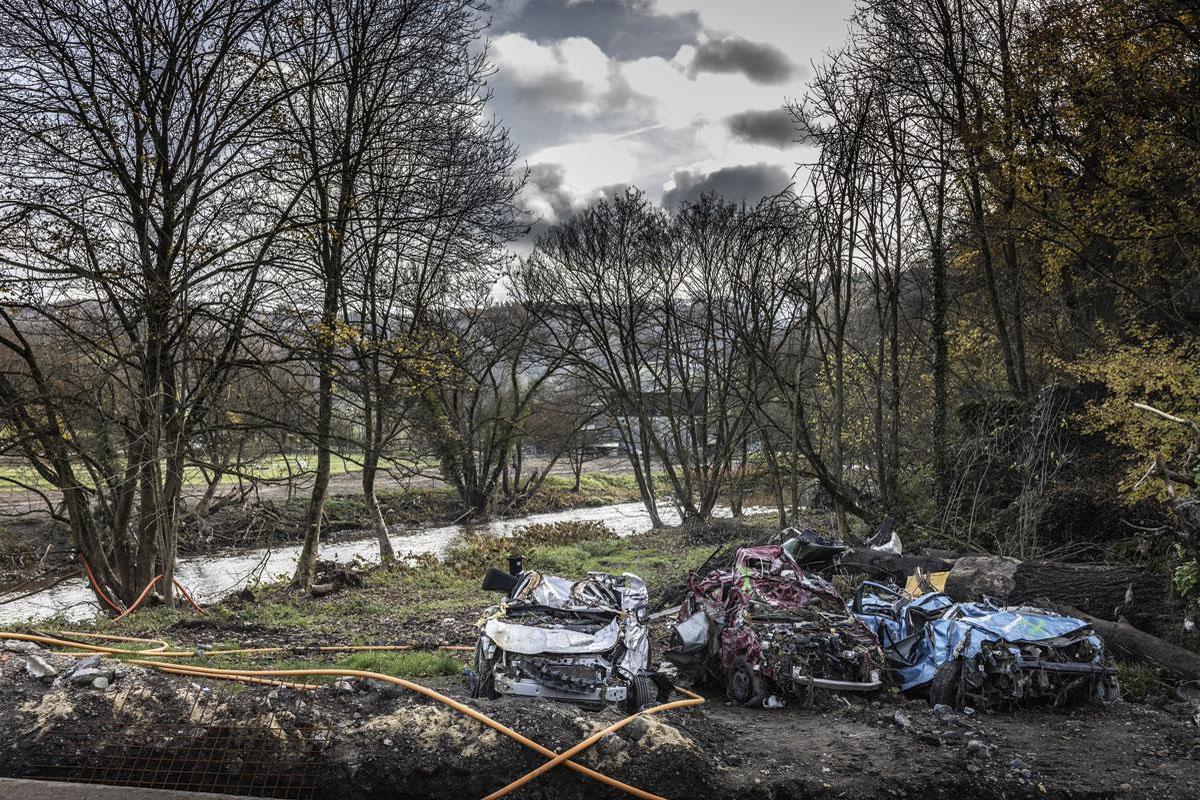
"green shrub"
442,520,617,577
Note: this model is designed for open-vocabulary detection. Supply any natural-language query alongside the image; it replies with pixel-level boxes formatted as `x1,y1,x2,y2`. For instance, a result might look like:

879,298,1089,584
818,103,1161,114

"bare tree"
264,0,517,588
0,0,298,607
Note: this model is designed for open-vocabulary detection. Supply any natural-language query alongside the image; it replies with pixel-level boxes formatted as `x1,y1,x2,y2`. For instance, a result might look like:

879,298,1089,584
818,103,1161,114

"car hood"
482,617,621,655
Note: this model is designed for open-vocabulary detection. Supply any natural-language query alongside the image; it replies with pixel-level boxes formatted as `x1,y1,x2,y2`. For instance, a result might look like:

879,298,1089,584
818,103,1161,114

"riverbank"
57,520,734,654
0,473,645,581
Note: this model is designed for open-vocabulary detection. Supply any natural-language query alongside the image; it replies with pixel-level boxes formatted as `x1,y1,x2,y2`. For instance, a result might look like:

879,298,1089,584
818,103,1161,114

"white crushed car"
467,566,657,710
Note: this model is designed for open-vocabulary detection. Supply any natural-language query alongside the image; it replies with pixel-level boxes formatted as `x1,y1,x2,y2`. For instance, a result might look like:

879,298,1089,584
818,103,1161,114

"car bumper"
790,667,883,692
495,673,628,703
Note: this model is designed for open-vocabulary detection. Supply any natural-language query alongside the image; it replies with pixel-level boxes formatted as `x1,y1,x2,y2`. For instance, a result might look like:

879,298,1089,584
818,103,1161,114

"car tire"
626,673,653,712
470,641,499,700
726,660,767,708
929,659,963,708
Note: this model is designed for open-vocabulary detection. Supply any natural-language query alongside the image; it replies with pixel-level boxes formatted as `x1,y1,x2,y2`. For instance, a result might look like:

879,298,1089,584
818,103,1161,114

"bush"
442,520,616,577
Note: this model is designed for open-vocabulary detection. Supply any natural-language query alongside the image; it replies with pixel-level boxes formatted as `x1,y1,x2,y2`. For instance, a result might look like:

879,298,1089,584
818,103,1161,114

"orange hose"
146,661,318,690
53,631,171,653
80,556,124,614
51,642,472,659
1,631,142,655
483,687,706,800
112,575,163,622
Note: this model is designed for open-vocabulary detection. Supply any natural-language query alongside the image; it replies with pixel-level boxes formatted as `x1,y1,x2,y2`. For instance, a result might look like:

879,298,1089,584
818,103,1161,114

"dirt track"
1,640,1197,800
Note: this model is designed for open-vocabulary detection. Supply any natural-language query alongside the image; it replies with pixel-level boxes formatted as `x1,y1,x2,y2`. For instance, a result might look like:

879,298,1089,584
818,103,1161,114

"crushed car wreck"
666,544,885,707
467,565,658,710
852,582,1119,709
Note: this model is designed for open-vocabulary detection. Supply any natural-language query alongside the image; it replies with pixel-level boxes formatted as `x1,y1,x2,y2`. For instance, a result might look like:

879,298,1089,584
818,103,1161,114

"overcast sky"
483,0,855,241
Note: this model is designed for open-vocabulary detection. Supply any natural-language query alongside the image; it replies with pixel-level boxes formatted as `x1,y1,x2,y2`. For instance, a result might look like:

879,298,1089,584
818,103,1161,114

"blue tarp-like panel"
855,592,1099,691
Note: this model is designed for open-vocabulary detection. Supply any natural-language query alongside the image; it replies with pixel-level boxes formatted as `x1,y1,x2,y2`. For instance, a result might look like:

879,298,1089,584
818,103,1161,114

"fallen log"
1061,607,1200,683
837,548,956,584
944,556,1182,639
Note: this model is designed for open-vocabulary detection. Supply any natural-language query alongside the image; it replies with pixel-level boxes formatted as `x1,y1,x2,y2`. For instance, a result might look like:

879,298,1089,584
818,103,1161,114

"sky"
482,0,857,242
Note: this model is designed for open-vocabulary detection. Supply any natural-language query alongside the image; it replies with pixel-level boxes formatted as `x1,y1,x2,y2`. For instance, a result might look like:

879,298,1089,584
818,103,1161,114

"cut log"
944,556,1183,639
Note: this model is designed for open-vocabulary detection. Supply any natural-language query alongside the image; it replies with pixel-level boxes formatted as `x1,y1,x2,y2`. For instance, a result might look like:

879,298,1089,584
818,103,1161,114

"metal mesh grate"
26,680,332,799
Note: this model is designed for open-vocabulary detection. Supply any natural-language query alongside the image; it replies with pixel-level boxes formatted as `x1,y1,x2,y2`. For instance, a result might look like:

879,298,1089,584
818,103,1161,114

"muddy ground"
1,639,1197,800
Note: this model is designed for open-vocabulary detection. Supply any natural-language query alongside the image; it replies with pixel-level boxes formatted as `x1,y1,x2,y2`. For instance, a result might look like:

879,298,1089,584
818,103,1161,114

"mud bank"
2,641,1197,800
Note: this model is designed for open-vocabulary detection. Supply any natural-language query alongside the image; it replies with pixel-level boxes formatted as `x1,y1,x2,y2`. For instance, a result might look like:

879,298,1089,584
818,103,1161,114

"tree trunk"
1063,609,1200,682
294,301,336,590
363,458,395,565
944,556,1183,639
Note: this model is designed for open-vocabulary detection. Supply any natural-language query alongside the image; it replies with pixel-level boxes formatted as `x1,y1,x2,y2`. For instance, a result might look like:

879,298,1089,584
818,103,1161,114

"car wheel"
929,659,963,708
626,673,653,712
470,641,499,700
726,660,767,707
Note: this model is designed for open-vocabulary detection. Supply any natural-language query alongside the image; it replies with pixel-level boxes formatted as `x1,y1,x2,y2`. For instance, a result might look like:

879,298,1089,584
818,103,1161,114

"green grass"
1116,661,1164,702
338,650,464,678
72,524,717,681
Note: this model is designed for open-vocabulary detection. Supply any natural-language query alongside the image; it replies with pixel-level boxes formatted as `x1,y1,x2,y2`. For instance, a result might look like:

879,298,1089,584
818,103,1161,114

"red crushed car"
665,544,885,706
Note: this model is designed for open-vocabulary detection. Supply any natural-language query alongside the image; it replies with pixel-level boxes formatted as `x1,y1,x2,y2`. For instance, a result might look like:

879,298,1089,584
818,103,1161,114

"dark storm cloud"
725,108,801,148
690,36,795,84
526,162,576,223
491,0,701,60
522,163,631,243
661,163,792,209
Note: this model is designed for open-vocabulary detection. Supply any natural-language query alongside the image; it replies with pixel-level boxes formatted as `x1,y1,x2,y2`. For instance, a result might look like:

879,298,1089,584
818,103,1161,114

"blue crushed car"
851,582,1119,709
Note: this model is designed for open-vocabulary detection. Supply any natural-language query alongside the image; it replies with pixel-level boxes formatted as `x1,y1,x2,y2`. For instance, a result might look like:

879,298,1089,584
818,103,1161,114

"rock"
70,668,105,687
624,716,649,740
91,676,110,690
597,732,628,757
893,712,913,731
25,655,58,679
72,655,101,671
3,641,39,653
930,703,954,717
965,739,990,759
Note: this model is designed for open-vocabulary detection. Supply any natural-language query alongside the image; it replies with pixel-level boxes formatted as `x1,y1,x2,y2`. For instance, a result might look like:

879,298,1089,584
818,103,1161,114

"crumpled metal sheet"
482,617,620,655
531,575,575,607
855,591,1102,690
618,617,650,677
673,611,710,652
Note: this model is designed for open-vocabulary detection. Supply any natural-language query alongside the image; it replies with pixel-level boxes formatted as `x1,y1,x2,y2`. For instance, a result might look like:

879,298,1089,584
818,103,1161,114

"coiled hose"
0,631,704,800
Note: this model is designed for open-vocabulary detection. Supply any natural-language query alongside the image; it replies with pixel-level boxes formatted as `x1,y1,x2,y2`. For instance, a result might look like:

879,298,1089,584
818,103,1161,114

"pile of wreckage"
465,526,1128,713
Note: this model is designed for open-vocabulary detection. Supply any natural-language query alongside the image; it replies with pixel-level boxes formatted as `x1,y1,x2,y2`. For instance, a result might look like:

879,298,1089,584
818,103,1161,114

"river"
0,501,768,624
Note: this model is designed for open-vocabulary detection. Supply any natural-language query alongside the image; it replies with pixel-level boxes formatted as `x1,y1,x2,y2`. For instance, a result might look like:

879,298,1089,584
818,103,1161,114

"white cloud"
528,137,644,198
490,33,618,117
